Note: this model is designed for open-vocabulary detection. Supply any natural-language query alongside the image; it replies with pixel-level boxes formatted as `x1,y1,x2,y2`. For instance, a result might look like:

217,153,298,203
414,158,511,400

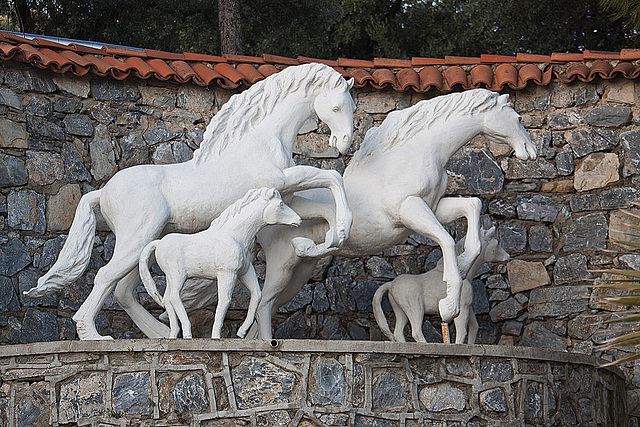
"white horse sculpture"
247,89,536,339
372,225,509,344
139,188,301,339
25,63,356,340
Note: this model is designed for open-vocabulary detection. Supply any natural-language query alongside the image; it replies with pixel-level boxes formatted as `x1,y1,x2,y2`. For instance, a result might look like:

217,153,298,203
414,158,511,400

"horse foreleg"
237,265,261,338
399,196,461,323
434,197,482,278
281,166,352,252
211,271,237,339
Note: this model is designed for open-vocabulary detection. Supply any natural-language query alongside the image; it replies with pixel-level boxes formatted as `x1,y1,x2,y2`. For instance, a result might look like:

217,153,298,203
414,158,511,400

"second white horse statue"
139,188,301,339
25,63,356,340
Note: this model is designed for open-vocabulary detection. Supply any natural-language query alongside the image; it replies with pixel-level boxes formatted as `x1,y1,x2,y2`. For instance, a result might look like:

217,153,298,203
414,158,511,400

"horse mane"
209,187,276,229
193,63,347,164
352,89,508,165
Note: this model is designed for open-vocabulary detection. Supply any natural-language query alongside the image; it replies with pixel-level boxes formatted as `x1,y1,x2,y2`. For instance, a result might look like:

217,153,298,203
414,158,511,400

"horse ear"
266,188,276,199
346,77,354,90
499,93,510,104
487,226,496,238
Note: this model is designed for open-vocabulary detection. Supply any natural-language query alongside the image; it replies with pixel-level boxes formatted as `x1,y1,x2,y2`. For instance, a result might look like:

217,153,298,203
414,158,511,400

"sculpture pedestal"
0,339,626,426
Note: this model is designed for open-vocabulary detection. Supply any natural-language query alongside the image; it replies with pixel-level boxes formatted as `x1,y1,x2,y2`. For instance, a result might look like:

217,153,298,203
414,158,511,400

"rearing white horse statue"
247,89,537,340
25,63,356,340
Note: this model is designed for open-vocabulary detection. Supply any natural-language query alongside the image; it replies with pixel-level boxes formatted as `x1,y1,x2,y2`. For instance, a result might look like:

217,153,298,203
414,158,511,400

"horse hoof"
292,237,318,257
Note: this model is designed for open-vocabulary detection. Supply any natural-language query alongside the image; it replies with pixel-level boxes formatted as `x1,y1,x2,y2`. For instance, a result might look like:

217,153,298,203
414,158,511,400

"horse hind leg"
211,271,237,339
434,197,483,277
165,271,190,338
399,196,461,323
388,294,408,343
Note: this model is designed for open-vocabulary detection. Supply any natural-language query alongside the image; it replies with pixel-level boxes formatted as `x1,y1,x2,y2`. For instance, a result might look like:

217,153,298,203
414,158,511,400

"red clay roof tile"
470,64,494,88
337,58,374,68
298,56,338,67
551,52,584,62
373,58,411,68
419,66,443,91
583,50,620,60
257,64,279,77
412,57,445,66
516,53,552,63
445,56,481,65
236,63,264,84
371,68,396,89
480,54,517,64
183,52,226,63
262,54,299,65
621,49,640,61
0,31,638,93
223,53,264,64
396,68,420,91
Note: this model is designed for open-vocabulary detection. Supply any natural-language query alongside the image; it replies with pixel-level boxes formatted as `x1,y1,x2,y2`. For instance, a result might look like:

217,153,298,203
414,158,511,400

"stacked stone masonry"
0,340,627,426
0,60,638,423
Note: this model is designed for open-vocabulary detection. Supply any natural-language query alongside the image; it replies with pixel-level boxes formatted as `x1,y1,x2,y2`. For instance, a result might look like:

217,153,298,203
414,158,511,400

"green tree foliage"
0,0,638,58
601,0,640,30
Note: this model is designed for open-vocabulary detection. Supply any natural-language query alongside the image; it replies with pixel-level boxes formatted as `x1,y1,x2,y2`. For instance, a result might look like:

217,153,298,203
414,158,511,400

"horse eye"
279,201,284,206
332,106,340,112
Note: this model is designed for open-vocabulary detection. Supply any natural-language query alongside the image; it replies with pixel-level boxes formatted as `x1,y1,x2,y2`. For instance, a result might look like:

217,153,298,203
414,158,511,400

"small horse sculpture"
25,63,356,340
248,88,536,339
139,188,301,339
372,226,509,344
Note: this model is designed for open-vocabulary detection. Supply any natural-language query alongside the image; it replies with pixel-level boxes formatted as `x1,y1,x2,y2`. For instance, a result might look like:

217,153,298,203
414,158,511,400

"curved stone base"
0,340,626,426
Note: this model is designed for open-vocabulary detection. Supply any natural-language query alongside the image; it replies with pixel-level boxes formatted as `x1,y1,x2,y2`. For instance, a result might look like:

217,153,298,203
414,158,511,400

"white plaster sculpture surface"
139,188,301,339
372,225,509,344
246,89,537,340
24,63,356,340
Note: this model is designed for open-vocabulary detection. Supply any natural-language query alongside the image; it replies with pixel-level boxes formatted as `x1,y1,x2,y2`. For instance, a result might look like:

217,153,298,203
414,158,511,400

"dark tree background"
0,0,638,59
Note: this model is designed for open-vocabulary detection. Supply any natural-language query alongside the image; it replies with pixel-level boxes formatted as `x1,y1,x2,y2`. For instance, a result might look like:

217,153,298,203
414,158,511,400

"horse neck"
412,113,484,165
219,201,268,246
254,92,315,152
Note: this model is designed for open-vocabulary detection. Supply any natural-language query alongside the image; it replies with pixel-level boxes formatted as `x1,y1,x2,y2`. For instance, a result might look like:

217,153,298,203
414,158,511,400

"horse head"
263,188,302,227
482,93,537,161
313,74,356,154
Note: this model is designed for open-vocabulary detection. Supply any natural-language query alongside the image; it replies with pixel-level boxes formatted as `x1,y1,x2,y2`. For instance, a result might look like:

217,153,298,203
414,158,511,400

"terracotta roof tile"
298,56,338,67
0,31,639,93
419,66,443,91
183,52,226,63
373,58,411,68
621,49,640,61
337,58,374,68
470,64,494,87
480,54,517,64
143,48,184,60
396,68,420,91
584,50,620,60
444,66,469,89
516,53,552,63
371,68,396,89
551,52,584,62
262,54,299,65
223,53,264,64
445,56,481,65
257,64,279,77
412,57,445,66
236,63,264,84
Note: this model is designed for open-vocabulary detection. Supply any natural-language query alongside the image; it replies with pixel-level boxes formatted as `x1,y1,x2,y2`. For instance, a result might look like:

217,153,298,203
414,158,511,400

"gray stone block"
26,115,65,141
373,373,407,409
622,129,640,177
519,322,565,351
563,212,607,251
91,79,140,101
0,276,20,312
480,387,508,413
112,372,152,415
553,253,592,285
173,373,209,413
0,238,31,277
7,190,46,233
0,88,21,110
310,358,345,405
569,193,600,212
565,128,618,157
63,114,94,137
516,194,560,222
446,148,504,195
0,154,27,187
529,286,589,317
497,222,526,253
584,104,631,127
20,308,58,343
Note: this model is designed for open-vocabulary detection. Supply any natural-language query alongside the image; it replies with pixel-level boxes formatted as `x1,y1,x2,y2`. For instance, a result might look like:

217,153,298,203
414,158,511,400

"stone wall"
0,60,640,420
0,339,626,426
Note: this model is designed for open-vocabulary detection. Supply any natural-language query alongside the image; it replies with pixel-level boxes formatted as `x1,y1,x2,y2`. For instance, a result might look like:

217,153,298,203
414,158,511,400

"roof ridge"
0,30,638,92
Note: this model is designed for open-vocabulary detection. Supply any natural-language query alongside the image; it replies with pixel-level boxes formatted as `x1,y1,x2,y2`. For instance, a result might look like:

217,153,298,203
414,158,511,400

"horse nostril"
332,135,337,146
343,135,350,143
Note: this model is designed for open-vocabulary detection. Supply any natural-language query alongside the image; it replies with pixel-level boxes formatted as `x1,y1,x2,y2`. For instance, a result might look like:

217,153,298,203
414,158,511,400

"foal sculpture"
247,89,536,339
25,63,356,340
372,225,509,344
140,188,301,339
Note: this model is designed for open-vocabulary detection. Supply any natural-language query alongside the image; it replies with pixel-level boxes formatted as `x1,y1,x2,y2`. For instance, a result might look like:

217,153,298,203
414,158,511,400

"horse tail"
139,240,164,307
24,190,102,298
373,282,395,341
